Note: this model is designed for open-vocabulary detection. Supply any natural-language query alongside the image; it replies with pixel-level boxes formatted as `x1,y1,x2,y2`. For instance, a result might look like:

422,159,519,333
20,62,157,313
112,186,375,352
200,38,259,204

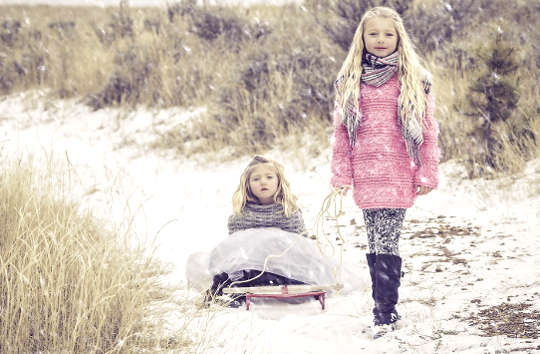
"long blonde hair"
232,156,298,217
337,6,430,125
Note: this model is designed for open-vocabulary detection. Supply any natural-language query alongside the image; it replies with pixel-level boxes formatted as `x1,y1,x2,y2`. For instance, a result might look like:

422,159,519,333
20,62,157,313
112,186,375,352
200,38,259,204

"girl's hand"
416,185,432,195
334,185,351,196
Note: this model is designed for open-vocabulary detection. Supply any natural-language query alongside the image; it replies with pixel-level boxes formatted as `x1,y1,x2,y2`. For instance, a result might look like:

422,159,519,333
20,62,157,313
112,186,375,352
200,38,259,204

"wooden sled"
222,284,341,311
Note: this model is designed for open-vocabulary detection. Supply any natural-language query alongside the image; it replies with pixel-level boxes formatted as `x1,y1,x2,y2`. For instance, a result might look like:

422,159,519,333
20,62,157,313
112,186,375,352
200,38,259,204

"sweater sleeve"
289,209,306,235
414,92,440,189
227,214,239,235
330,100,353,188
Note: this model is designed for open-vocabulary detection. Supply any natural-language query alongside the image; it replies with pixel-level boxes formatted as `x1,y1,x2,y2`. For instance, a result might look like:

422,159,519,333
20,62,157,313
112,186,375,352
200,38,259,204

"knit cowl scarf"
227,202,305,235
335,51,430,166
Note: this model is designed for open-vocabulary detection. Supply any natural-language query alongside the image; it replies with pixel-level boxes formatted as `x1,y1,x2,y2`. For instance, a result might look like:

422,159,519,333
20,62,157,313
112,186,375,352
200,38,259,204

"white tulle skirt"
186,228,343,291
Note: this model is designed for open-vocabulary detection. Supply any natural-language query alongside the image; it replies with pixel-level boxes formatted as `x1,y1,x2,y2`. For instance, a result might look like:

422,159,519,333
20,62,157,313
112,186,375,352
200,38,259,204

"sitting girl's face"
248,164,279,205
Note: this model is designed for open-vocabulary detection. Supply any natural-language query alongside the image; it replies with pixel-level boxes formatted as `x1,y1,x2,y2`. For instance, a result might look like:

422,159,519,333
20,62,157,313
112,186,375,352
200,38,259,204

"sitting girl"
204,156,336,306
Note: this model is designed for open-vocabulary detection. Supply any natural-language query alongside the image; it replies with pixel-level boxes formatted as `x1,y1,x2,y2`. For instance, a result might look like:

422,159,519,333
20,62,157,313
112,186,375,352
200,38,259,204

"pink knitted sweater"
331,74,440,209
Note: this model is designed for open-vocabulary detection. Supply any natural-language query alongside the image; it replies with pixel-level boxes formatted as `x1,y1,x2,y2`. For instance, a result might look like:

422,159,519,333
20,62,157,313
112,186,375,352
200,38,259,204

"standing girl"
330,7,440,337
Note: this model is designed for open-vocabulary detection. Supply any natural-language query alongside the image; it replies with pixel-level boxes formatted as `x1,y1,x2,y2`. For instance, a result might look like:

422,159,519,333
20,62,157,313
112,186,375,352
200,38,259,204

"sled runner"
223,284,340,311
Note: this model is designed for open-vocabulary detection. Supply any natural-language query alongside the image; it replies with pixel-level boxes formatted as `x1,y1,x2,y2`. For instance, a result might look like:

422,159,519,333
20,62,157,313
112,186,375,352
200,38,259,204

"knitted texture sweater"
331,74,440,209
227,202,305,235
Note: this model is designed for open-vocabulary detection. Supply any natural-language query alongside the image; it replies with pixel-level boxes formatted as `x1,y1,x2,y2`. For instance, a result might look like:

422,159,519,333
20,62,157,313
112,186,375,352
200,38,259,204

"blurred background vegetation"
0,0,538,176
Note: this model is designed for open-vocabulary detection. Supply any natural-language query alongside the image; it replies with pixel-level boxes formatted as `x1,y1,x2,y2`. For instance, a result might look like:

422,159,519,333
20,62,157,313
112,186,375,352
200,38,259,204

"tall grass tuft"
0,157,190,352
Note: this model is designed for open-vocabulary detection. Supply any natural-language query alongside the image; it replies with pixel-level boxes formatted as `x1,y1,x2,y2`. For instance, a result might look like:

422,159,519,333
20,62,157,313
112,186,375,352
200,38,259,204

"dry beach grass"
0,157,198,352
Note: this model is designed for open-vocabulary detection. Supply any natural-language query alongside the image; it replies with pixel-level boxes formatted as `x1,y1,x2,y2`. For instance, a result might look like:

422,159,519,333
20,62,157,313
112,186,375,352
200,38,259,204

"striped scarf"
361,51,399,87
227,202,305,235
335,51,429,166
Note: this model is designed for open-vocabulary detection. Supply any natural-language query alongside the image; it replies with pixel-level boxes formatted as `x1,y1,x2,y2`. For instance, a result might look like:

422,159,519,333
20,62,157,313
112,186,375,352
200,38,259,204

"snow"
1,91,539,353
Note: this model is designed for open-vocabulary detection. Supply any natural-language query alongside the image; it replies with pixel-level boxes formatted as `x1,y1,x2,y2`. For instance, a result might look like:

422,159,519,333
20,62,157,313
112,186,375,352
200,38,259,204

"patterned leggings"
362,208,406,256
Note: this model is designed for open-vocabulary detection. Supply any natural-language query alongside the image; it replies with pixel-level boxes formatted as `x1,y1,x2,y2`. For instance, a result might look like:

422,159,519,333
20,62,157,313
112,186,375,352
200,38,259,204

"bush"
93,0,134,46
405,0,486,53
0,19,22,47
168,0,271,46
0,21,48,94
464,30,537,176
86,43,162,109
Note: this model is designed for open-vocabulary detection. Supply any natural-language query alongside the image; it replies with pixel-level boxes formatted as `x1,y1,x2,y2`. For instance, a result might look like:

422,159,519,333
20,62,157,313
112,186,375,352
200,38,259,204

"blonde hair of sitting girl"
337,6,430,126
232,156,298,217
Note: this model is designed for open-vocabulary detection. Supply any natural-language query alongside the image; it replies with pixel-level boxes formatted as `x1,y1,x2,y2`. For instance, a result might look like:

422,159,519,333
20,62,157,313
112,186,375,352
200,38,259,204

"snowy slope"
1,91,539,353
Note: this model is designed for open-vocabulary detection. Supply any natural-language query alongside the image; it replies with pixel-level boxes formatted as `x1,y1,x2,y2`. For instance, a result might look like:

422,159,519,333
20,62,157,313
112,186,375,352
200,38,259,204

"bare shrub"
47,21,76,38
405,0,496,53
0,19,22,47
144,17,161,35
86,44,162,109
0,27,48,94
169,0,271,45
93,0,134,46
111,0,134,39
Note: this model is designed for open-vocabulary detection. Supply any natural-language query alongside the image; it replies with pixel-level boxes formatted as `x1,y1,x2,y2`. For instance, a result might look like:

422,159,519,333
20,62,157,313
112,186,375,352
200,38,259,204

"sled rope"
314,187,346,288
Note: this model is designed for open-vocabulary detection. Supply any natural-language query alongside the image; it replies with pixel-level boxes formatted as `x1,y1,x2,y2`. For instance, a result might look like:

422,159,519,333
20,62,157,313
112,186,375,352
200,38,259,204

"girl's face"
363,16,398,58
248,164,279,205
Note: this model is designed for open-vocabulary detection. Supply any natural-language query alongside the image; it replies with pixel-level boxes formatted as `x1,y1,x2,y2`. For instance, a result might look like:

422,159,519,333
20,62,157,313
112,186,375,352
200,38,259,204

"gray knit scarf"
227,202,305,235
335,51,431,166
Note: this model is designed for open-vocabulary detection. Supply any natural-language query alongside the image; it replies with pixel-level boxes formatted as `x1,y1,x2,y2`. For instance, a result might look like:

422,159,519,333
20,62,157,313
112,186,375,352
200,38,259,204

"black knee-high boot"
366,254,377,299
373,253,401,326
366,253,378,318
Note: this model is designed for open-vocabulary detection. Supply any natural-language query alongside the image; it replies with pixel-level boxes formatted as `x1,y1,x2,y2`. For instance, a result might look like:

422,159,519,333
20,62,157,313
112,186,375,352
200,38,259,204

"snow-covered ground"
1,91,539,353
